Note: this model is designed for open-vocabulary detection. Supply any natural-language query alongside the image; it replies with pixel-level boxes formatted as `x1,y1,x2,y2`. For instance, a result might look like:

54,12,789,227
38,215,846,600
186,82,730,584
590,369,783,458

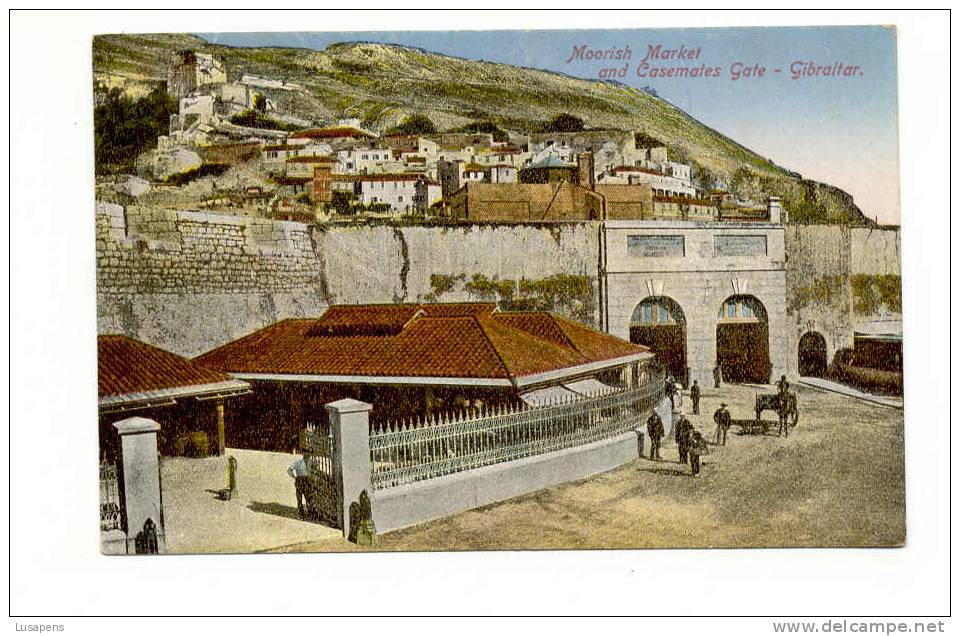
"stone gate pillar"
326,398,373,537
113,417,166,554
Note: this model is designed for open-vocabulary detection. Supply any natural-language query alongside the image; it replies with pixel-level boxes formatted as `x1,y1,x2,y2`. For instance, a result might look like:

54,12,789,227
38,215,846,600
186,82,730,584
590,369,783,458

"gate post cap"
112,416,161,434
325,398,373,415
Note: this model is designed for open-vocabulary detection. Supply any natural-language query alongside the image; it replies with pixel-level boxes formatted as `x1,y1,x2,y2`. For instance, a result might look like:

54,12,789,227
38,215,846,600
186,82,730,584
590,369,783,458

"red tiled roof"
285,155,336,163
356,173,424,182
98,335,242,400
195,303,648,383
613,165,663,176
289,127,372,140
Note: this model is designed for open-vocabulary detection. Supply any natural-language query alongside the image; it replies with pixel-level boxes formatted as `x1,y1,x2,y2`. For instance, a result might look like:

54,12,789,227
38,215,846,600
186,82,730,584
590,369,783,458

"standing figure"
778,393,791,438
287,455,310,519
646,411,664,461
690,380,701,415
675,412,693,464
713,364,721,389
713,403,732,446
688,429,709,476
776,374,790,395
665,374,677,409
776,375,790,438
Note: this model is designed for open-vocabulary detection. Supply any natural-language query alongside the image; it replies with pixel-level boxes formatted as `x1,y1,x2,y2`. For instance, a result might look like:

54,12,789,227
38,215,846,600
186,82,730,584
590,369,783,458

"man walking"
714,402,732,446
690,380,701,415
688,429,709,476
776,375,790,438
778,393,791,438
287,455,311,520
646,410,664,460
665,374,677,409
675,411,693,464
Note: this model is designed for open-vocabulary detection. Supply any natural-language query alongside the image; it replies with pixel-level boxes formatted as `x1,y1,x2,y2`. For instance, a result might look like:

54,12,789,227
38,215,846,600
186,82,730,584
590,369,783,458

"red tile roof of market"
289,127,373,140
195,303,649,384
98,335,249,403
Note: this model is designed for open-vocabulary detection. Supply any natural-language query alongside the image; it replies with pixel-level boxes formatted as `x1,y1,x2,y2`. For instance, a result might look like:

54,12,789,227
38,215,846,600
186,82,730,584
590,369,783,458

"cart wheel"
790,405,800,427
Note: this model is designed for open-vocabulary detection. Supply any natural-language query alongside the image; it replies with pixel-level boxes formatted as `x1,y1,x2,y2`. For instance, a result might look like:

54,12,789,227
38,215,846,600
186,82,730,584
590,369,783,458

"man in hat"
714,403,732,446
646,410,664,460
690,379,701,415
688,428,709,476
776,374,790,396
675,411,693,464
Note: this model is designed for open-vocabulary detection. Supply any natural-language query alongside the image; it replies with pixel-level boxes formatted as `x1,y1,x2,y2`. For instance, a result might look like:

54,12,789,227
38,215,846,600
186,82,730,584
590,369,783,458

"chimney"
577,152,595,190
767,196,784,223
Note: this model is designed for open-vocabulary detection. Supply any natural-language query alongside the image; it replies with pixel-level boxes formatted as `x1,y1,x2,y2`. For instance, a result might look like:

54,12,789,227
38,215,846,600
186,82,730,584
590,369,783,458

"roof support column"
216,399,225,456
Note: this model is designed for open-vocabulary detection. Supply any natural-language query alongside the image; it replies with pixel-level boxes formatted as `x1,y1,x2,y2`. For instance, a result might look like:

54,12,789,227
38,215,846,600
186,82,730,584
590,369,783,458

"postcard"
93,26,903,554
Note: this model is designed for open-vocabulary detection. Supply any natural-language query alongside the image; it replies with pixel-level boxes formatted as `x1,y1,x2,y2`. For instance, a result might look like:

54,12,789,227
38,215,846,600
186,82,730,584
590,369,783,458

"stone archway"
716,295,771,384
798,331,828,377
629,296,687,384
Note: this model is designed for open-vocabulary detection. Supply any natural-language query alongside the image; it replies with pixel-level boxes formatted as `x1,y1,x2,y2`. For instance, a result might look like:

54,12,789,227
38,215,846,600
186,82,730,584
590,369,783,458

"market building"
194,302,654,452
98,335,250,459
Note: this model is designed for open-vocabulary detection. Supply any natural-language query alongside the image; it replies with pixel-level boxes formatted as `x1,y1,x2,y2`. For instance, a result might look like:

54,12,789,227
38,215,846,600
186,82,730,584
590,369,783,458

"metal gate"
99,460,122,532
301,422,340,528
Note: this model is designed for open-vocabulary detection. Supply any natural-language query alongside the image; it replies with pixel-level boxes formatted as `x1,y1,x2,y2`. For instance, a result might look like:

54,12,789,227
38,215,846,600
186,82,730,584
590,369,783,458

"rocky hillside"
93,33,870,225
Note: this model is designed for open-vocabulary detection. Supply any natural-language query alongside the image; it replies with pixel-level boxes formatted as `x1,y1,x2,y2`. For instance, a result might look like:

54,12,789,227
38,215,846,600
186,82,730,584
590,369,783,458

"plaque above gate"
627,235,685,257
714,235,767,256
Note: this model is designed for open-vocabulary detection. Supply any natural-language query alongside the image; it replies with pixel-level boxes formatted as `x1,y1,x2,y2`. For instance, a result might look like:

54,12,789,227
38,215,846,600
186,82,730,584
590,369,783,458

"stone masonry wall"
97,204,599,357
784,225,901,371
97,203,329,357
96,202,901,372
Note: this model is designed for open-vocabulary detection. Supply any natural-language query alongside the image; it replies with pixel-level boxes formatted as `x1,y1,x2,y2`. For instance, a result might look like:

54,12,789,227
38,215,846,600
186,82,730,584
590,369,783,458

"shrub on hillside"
94,84,177,174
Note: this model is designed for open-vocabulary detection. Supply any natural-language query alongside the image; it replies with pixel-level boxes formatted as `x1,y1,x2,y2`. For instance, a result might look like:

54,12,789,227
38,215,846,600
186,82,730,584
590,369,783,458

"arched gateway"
630,296,687,384
716,295,771,384
798,331,828,377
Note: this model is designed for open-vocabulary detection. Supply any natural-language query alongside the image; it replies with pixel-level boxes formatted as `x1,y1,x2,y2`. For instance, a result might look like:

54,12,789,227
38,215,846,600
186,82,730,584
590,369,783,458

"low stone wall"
371,430,640,534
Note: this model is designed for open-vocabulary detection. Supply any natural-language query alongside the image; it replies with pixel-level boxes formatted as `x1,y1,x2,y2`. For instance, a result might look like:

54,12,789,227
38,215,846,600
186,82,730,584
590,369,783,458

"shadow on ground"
248,501,301,520
732,418,784,436
640,467,688,477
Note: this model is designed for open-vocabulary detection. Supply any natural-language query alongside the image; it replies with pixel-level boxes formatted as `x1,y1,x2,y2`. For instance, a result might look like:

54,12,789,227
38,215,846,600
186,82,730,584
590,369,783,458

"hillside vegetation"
92,33,870,224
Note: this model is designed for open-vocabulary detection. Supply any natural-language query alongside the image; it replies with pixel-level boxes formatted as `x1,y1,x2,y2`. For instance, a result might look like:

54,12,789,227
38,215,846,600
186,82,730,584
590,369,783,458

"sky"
198,27,900,225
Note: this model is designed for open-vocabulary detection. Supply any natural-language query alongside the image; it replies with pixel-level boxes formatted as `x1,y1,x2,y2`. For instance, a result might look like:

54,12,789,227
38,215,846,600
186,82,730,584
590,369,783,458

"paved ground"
161,448,343,554
274,382,904,552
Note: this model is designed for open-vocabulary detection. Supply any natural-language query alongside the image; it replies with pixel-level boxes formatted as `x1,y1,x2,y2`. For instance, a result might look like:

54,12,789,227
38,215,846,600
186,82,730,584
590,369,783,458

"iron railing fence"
303,422,334,477
99,461,122,532
369,374,664,490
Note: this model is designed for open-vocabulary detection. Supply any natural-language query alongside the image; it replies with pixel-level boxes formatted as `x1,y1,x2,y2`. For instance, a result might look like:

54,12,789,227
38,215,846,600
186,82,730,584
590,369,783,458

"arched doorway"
798,331,828,377
716,295,771,384
630,296,687,384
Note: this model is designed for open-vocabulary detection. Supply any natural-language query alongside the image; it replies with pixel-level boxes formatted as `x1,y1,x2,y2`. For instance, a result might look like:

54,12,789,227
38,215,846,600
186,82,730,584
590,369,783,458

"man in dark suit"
675,412,693,464
646,411,664,460
690,380,701,415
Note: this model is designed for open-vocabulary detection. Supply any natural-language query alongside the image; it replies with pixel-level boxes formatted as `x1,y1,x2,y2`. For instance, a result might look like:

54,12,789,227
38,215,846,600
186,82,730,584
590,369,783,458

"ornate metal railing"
369,374,664,490
99,461,122,532
301,422,339,527
302,422,334,477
